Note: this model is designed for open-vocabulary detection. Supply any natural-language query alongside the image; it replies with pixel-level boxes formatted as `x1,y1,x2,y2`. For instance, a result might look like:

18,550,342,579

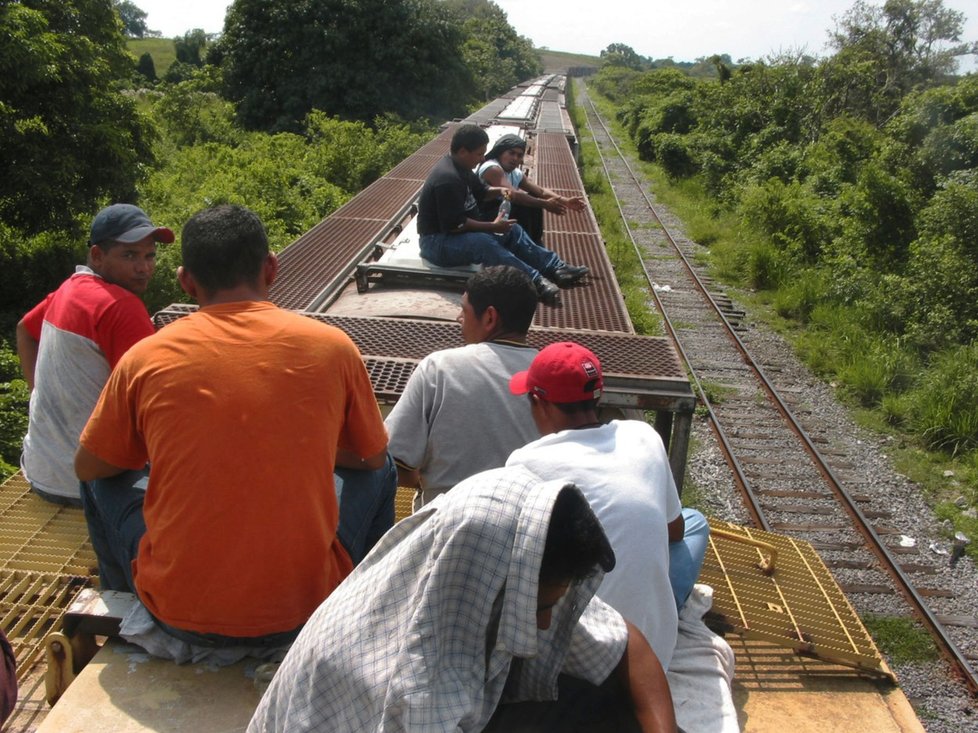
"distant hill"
538,49,600,76
127,38,177,76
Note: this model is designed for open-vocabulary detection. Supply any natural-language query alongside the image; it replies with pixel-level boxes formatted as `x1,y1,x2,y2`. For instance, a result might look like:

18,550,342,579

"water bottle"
498,191,512,220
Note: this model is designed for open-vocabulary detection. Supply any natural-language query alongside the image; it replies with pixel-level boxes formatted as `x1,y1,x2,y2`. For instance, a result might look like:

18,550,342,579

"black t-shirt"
417,154,488,235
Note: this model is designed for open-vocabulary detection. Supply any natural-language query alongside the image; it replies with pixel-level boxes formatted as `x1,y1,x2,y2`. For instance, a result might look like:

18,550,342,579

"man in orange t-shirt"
75,204,394,645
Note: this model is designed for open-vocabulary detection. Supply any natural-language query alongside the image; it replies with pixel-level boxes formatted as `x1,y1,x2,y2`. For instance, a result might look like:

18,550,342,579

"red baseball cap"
509,341,603,403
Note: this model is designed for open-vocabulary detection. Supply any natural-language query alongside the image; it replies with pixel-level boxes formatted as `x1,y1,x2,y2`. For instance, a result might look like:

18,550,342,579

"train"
0,73,926,732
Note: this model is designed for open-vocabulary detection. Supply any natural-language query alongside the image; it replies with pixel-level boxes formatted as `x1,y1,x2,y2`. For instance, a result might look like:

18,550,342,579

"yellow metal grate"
395,487,415,523
701,518,893,680
0,473,97,683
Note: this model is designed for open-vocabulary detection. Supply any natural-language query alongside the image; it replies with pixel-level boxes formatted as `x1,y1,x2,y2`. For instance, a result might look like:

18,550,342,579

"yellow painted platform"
732,638,925,732
36,638,263,733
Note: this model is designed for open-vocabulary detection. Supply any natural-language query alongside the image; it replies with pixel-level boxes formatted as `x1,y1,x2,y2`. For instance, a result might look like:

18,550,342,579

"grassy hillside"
538,49,600,75
127,38,177,76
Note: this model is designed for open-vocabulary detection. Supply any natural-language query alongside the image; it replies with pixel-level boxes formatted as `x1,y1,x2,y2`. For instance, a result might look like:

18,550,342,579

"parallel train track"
576,82,978,699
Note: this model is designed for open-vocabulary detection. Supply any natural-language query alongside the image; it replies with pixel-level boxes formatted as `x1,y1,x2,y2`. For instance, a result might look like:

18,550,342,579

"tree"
115,0,148,38
600,43,650,71
220,0,474,131
136,51,157,82
443,0,541,101
825,0,977,122
0,0,155,235
174,28,208,67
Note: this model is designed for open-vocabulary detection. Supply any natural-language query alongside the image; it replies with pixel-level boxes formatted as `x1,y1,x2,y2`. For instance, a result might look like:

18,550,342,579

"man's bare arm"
74,445,128,482
520,178,586,213
617,620,678,733
667,513,685,543
15,319,39,390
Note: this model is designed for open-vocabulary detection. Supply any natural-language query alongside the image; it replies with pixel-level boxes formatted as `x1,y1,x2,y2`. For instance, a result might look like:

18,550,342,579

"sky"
135,0,978,72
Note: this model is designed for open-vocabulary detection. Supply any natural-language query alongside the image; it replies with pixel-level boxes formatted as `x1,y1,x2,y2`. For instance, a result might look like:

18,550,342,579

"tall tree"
824,0,977,123
444,0,542,101
174,28,208,66
0,0,154,235
115,0,148,37
219,0,473,131
600,43,650,71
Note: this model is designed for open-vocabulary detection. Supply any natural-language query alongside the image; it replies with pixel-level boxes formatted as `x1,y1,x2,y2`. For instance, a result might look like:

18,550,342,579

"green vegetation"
589,0,978,551
0,0,545,480
128,38,177,76
862,614,939,664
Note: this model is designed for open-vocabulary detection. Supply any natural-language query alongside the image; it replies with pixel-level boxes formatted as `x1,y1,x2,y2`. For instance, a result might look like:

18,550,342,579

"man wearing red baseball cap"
507,341,710,673
17,203,173,505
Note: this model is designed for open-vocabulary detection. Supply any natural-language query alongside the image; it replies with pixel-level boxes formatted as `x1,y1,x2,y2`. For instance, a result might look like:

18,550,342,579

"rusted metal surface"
154,307,683,384
533,232,632,333
385,153,445,182
270,218,391,311
331,178,424,221
543,200,598,234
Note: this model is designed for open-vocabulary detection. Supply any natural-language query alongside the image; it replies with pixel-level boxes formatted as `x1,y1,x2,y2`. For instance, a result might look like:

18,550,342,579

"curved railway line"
577,82,978,705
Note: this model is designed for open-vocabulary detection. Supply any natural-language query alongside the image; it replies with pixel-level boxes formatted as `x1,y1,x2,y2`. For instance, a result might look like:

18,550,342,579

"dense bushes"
593,1,978,457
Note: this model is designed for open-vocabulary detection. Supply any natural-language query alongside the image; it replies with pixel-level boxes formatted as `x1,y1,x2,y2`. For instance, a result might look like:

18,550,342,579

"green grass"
570,88,662,337
128,38,177,76
538,49,599,74
861,614,939,665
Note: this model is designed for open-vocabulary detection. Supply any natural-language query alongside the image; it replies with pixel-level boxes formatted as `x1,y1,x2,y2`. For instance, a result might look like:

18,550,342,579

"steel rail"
579,83,978,696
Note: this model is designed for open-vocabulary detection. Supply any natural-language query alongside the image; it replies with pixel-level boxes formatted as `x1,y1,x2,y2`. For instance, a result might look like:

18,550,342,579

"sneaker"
535,277,561,306
551,264,589,288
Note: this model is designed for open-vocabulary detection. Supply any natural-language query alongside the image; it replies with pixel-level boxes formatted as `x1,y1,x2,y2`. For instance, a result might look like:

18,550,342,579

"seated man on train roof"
416,123,588,307
17,204,173,508
385,266,541,509
73,204,396,662
249,465,678,733
477,133,587,246
507,341,710,672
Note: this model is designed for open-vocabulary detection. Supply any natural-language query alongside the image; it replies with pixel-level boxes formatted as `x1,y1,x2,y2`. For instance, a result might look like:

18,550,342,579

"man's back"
385,341,539,504
507,419,681,669
81,302,388,637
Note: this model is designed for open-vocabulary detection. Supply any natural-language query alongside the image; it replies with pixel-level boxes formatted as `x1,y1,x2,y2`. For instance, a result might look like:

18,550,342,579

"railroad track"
576,82,978,700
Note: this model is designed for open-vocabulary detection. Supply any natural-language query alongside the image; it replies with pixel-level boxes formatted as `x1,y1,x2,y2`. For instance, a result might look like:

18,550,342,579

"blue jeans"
80,454,397,646
669,507,710,611
420,223,563,283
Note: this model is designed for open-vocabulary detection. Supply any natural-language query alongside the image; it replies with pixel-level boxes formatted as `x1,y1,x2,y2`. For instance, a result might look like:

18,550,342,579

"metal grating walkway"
701,518,892,679
0,473,97,681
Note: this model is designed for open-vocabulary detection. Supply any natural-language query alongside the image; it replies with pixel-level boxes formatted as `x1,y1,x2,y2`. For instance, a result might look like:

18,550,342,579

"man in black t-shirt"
417,124,588,307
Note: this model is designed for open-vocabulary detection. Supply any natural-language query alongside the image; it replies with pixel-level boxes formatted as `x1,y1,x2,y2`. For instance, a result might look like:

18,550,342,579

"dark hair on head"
451,124,489,154
465,266,538,334
540,486,615,585
181,205,269,294
485,134,527,162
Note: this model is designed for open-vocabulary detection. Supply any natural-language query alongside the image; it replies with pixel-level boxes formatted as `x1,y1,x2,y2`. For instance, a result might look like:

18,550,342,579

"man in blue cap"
17,203,173,506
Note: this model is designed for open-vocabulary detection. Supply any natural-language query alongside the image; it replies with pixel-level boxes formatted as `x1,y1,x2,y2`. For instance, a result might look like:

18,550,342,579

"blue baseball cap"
89,204,174,246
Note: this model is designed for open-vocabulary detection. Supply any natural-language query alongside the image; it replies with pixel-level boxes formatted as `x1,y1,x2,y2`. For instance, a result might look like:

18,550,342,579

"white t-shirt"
507,420,682,669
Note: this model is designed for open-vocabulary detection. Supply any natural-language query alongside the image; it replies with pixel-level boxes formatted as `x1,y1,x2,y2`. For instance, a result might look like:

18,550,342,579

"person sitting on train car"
477,133,587,246
385,265,541,509
507,341,711,672
416,123,588,307
73,204,396,660
248,465,678,733
17,204,172,507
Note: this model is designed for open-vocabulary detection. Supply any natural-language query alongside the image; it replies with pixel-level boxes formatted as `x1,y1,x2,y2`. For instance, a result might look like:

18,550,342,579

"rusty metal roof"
154,307,683,383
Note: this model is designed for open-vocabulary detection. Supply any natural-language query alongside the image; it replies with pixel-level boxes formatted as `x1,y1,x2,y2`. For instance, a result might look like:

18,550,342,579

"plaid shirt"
249,465,628,733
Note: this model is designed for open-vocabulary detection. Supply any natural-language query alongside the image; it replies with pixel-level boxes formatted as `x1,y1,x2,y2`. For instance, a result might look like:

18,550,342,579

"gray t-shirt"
385,342,539,504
